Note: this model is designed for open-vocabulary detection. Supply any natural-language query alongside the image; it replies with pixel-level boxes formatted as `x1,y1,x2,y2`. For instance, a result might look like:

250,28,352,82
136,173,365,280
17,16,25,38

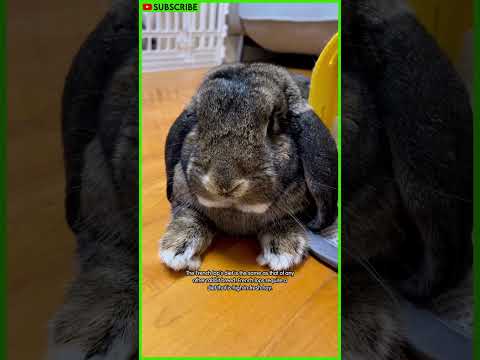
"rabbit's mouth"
196,195,233,209
196,195,271,214
235,202,271,214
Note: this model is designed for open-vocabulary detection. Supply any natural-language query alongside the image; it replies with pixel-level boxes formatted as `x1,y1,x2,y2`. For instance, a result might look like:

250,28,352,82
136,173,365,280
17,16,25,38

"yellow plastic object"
308,33,338,136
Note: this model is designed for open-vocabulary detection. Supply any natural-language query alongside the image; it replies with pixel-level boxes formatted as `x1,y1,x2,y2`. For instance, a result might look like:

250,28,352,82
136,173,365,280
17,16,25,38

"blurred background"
7,1,110,358
142,3,338,72
5,0,474,358
409,0,473,99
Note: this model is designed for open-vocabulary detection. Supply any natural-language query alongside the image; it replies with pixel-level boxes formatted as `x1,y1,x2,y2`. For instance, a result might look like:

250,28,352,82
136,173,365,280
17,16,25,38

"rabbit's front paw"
257,232,308,270
158,243,202,271
158,211,214,271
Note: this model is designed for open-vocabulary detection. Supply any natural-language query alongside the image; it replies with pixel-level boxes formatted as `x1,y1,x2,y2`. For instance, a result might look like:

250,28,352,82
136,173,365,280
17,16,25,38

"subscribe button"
143,3,199,12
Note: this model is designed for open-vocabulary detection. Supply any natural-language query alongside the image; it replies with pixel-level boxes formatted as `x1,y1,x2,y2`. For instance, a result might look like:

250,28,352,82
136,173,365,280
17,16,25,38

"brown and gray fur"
48,1,138,359
160,63,337,271
342,0,472,358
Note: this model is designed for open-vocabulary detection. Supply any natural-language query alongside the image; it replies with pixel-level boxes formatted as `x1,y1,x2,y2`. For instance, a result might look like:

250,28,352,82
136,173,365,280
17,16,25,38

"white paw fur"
256,233,306,270
256,252,303,271
159,247,201,271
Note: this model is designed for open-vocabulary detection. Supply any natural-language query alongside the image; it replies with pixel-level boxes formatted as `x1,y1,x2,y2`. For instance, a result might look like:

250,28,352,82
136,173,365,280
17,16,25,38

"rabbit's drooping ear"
62,2,137,233
165,108,197,202
289,106,338,230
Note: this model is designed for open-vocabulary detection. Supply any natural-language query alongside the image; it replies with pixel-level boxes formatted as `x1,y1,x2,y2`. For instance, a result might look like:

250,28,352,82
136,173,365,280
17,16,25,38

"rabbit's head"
182,64,310,212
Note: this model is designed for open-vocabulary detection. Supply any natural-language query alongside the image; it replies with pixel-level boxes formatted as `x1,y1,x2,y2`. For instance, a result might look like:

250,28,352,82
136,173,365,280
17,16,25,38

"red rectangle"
143,4,153,11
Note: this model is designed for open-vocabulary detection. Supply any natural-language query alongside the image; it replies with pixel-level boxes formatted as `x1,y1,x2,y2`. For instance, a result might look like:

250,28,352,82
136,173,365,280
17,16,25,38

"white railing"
142,4,229,72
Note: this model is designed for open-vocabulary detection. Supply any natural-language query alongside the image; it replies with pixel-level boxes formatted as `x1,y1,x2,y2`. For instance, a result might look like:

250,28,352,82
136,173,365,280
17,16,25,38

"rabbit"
48,1,138,359
342,0,472,358
159,63,338,271
343,0,472,300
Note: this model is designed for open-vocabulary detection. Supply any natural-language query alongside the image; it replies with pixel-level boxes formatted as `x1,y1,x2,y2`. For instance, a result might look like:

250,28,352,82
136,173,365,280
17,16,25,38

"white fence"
142,4,229,72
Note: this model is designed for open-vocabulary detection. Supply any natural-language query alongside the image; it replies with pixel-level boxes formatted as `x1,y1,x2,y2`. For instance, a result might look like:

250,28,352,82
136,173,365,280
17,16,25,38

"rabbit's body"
171,161,312,236
49,1,138,358
342,0,472,358
160,63,337,271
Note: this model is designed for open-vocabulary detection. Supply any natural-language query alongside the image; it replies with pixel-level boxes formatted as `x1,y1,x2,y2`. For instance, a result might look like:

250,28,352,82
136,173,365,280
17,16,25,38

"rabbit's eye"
191,159,209,172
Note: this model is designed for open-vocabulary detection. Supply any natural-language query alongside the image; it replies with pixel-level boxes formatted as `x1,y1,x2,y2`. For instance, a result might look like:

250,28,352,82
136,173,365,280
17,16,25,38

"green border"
474,0,479,357
139,1,341,360
139,3,145,359
336,2,342,357
1,0,6,358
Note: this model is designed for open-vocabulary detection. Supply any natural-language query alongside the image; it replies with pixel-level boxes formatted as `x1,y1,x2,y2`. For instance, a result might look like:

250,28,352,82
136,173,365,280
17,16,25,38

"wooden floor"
141,68,338,357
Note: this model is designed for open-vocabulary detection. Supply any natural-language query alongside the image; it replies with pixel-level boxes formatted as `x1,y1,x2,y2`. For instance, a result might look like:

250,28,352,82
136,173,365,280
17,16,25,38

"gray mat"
308,221,338,269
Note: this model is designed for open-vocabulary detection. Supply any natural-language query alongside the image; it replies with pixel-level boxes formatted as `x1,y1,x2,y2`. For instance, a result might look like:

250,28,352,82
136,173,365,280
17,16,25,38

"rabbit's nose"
219,180,248,197
202,176,249,197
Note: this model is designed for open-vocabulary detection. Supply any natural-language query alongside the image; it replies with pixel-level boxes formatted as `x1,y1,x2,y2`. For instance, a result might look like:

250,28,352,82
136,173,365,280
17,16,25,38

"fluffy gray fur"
342,0,472,358
48,1,138,358
160,63,337,271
